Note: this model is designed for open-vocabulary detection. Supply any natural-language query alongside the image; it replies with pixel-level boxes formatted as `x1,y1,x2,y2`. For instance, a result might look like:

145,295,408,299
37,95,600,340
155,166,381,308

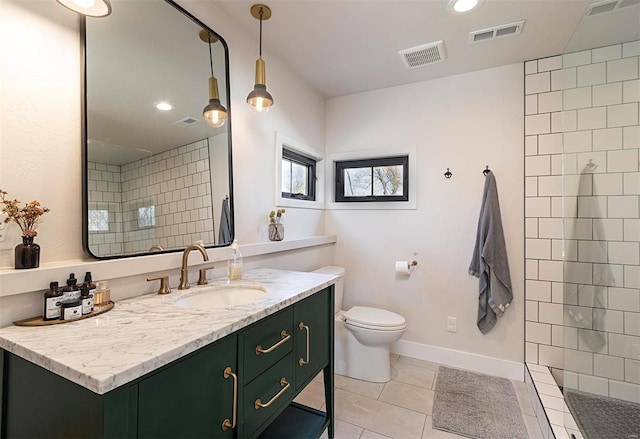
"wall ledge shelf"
0,235,337,298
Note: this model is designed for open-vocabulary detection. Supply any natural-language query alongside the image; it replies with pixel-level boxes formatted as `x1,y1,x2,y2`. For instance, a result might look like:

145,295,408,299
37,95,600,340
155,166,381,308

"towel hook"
444,168,453,179
483,166,491,176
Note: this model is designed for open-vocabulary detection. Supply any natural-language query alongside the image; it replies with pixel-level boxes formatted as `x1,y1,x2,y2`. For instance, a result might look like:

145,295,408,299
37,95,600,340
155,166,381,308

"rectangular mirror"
82,0,233,259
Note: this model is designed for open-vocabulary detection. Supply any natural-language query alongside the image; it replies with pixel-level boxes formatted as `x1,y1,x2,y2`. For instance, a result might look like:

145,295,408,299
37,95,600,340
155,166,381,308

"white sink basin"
174,284,267,310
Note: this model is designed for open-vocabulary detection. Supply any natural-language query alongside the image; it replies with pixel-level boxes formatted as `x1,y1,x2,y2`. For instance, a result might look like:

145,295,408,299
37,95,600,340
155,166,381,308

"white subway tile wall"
88,139,215,256
525,43,640,403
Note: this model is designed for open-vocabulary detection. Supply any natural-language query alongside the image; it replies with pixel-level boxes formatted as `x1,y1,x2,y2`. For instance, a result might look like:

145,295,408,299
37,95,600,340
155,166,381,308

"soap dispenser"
228,240,242,280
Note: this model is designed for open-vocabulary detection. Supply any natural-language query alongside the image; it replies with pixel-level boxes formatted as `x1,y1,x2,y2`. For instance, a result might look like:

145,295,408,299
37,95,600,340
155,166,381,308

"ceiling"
211,0,639,98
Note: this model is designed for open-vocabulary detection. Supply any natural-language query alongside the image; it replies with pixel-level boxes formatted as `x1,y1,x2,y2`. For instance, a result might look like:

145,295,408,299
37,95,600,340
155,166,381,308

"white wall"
325,64,525,365
0,0,330,323
0,0,83,266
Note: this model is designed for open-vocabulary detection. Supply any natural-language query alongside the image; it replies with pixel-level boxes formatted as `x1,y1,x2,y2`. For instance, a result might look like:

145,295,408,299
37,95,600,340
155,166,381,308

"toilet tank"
312,266,344,313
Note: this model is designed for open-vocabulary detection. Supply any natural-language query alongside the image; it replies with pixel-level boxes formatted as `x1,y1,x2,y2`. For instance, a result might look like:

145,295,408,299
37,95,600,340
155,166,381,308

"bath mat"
565,389,640,439
432,367,528,439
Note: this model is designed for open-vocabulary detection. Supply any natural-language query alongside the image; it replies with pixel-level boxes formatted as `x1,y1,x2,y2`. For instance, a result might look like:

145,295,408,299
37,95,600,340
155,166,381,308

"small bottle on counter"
227,240,243,280
80,283,94,315
61,273,80,301
93,280,111,307
60,299,82,320
43,281,63,321
83,272,96,295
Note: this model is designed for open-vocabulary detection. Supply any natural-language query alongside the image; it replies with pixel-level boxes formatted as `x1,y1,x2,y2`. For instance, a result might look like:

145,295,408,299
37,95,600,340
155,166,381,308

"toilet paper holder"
395,260,418,275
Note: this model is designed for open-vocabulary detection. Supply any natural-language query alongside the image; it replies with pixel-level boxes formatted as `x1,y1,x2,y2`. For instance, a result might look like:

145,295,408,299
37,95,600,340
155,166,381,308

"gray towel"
563,164,606,351
218,198,232,245
469,172,513,334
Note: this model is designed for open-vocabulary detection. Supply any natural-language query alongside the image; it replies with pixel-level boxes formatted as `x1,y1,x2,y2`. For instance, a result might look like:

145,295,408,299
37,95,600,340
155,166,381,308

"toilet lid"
343,306,406,328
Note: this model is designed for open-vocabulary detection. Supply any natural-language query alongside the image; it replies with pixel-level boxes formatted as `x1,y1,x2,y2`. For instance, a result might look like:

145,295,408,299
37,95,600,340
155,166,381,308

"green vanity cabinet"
255,287,334,439
0,350,132,438
137,335,238,439
0,286,334,439
294,289,331,390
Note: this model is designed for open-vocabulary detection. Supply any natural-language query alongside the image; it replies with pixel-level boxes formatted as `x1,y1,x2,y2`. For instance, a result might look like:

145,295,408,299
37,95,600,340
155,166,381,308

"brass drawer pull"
255,330,290,355
221,367,238,431
298,322,310,366
254,378,290,410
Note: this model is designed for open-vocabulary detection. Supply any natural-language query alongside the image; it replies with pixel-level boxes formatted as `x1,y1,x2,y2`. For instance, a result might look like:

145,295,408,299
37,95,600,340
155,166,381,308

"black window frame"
281,147,317,201
335,155,409,202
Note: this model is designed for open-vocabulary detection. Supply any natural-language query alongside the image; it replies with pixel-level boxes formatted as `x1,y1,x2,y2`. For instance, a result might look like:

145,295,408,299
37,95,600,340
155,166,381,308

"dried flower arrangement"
268,209,285,241
269,208,285,224
0,189,50,237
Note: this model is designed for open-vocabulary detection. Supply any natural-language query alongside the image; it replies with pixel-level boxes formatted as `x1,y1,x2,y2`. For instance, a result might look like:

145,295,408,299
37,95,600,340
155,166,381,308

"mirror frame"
80,0,234,259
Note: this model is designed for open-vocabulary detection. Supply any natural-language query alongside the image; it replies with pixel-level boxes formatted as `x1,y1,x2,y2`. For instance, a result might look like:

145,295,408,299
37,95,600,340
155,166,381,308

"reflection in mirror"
82,0,233,259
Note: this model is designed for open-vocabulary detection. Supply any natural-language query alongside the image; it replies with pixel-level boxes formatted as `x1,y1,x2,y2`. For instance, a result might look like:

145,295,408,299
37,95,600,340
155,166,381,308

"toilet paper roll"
395,261,411,275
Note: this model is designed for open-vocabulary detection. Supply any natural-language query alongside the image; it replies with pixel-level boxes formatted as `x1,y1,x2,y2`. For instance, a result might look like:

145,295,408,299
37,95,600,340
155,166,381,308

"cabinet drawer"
242,308,294,383
242,352,294,438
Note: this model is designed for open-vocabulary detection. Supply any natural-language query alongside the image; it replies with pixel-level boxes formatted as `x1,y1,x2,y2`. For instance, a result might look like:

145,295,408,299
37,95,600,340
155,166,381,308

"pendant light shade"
201,30,227,128
56,0,112,17
247,4,274,114
203,76,227,128
247,57,274,113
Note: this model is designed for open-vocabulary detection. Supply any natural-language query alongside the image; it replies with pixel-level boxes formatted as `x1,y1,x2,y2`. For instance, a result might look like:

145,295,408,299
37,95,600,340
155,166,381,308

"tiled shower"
525,39,640,437
88,138,215,256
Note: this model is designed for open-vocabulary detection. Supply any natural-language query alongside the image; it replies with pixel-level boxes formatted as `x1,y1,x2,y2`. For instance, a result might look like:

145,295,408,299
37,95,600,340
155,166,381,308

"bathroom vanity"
0,269,335,438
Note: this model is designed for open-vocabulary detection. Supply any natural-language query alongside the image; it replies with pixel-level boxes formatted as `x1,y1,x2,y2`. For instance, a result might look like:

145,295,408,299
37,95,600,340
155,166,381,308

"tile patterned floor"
294,355,544,439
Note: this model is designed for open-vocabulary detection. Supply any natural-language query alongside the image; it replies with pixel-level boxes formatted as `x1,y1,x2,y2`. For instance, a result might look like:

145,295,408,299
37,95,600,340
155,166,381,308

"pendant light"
200,30,228,128
56,0,112,17
246,4,274,114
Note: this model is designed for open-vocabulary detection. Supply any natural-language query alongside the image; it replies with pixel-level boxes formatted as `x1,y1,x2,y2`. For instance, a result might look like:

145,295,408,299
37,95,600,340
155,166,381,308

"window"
335,155,409,202
281,148,316,201
88,210,110,232
275,132,325,209
137,206,156,228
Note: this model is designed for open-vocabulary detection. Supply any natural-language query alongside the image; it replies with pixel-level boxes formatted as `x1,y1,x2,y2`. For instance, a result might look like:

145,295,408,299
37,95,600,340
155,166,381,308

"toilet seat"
343,306,406,330
345,320,407,331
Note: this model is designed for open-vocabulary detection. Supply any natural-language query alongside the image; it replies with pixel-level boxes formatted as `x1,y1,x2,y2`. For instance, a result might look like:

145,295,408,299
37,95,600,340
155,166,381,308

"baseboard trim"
391,339,525,381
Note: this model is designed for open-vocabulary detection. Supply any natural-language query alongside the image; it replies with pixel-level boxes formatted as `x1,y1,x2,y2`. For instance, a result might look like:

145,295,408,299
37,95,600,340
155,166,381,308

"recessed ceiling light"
155,102,173,111
448,0,484,15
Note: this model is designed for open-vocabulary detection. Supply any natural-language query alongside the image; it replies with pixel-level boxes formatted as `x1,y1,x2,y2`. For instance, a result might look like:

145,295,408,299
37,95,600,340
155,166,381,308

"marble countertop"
0,268,337,395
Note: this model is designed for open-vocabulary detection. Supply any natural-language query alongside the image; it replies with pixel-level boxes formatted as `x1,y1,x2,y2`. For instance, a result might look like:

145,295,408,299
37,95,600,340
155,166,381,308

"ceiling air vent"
172,117,199,128
398,41,446,69
586,0,640,16
469,20,525,44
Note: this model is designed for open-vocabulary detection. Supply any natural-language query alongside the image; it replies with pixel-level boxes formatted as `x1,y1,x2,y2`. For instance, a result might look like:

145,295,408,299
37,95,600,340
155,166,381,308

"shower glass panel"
560,3,640,437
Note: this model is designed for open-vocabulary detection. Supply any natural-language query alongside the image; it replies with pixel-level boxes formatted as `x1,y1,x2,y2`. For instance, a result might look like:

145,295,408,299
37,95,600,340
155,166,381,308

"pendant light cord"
259,7,263,57
208,38,214,77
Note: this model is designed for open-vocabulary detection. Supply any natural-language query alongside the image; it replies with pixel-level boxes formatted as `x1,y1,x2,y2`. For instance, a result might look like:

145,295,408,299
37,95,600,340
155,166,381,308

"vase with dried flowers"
0,189,50,269
268,209,285,241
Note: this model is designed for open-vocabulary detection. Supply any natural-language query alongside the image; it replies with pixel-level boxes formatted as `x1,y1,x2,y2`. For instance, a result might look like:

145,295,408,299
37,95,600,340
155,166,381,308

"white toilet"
313,266,406,383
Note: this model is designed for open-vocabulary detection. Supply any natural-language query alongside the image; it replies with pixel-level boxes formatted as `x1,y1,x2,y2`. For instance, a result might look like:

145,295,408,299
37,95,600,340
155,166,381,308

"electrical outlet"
447,316,457,333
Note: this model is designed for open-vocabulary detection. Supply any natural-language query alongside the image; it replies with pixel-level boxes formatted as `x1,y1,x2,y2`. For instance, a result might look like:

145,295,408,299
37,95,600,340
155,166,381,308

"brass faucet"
179,244,209,290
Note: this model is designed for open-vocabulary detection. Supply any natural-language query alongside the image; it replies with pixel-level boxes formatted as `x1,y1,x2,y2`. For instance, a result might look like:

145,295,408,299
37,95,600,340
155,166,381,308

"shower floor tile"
565,389,640,439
